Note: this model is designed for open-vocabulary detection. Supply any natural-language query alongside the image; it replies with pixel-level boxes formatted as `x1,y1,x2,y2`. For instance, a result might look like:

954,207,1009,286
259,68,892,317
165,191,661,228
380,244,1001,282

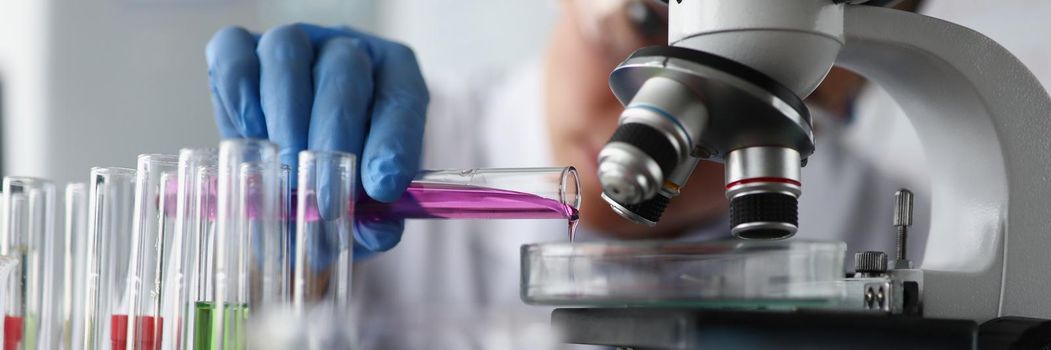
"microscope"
576,0,1051,347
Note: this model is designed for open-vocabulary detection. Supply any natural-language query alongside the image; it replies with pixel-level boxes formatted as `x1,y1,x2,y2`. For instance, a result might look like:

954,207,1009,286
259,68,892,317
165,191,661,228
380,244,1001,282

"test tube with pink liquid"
355,167,581,226
160,145,582,239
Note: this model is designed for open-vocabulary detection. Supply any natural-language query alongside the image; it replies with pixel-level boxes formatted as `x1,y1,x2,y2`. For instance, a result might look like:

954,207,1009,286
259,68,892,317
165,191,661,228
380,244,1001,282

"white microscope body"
610,0,1051,322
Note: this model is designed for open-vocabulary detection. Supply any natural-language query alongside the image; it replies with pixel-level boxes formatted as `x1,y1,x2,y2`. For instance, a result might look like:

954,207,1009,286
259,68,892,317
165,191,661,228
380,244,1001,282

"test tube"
78,167,137,350
180,158,219,350
62,183,88,350
277,165,292,306
293,150,355,314
0,177,56,350
203,139,285,349
156,148,216,350
123,154,178,350
355,167,582,237
0,256,16,324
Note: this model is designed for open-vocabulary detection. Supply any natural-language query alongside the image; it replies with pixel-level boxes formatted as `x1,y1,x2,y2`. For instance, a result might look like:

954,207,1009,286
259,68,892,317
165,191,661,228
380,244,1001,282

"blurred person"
206,0,930,347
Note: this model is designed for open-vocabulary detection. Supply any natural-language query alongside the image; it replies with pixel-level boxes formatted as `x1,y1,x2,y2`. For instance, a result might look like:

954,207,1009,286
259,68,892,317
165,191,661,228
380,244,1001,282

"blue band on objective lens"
625,103,693,147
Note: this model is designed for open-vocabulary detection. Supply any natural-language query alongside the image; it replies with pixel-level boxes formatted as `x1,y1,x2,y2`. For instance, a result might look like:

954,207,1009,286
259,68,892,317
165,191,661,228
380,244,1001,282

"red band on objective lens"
725,177,801,190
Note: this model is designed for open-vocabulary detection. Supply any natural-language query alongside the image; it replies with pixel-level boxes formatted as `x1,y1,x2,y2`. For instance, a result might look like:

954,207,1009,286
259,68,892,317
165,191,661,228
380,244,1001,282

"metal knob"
855,251,889,275
893,189,914,268
894,189,914,227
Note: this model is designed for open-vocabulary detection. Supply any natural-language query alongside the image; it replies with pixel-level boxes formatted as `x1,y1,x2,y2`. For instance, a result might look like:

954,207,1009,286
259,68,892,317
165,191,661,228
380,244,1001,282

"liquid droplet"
568,215,579,242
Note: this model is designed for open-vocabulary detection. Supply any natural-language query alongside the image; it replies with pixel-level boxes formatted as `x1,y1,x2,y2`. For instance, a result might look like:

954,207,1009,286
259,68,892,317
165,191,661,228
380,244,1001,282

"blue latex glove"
206,23,428,260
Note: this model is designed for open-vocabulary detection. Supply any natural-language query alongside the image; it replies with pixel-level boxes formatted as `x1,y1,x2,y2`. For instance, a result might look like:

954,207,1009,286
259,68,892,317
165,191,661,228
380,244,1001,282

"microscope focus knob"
854,251,889,274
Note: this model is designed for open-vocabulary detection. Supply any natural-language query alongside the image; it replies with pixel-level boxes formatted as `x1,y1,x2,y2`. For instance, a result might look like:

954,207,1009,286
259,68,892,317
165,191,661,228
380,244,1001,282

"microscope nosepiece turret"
598,46,814,238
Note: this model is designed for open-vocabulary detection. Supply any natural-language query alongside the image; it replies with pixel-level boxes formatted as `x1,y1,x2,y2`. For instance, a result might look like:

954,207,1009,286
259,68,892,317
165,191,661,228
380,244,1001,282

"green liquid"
193,302,249,350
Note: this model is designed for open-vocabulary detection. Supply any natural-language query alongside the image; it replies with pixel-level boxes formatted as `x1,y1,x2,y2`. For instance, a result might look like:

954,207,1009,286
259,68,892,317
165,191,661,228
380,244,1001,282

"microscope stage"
521,240,845,308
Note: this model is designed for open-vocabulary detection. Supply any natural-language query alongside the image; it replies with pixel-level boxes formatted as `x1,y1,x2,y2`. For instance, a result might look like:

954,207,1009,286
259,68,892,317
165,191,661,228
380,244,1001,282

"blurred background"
0,0,556,185
1,0,1047,222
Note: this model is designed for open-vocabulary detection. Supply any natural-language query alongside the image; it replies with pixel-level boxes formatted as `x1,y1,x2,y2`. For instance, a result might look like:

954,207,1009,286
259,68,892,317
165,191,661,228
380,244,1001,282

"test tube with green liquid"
165,148,217,350
195,139,285,350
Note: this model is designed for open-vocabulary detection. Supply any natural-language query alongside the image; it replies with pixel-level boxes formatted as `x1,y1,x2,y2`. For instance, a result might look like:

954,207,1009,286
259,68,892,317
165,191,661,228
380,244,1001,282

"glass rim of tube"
297,149,356,163
90,166,137,176
219,138,277,158
3,176,53,187
137,153,180,163
559,166,580,210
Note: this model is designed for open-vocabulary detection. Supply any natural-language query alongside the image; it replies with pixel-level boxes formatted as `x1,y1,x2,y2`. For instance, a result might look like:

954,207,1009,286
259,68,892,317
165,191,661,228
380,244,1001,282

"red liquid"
3,316,20,350
111,315,163,350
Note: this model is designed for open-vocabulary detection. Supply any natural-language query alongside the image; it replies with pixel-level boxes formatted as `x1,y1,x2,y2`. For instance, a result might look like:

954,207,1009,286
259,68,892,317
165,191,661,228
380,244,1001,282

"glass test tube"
0,177,56,350
81,168,137,350
293,150,355,315
355,167,581,221
277,165,291,307
123,154,178,350
62,183,88,350
203,139,285,350
161,148,216,350
180,155,219,350
0,256,16,330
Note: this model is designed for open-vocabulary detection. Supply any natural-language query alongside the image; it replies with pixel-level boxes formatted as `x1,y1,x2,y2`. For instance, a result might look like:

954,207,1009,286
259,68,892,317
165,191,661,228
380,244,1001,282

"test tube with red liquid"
79,167,136,350
0,177,55,350
120,154,179,350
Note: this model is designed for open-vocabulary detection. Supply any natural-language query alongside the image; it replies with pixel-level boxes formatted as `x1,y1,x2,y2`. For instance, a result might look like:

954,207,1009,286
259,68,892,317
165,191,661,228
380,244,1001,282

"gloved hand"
207,23,428,259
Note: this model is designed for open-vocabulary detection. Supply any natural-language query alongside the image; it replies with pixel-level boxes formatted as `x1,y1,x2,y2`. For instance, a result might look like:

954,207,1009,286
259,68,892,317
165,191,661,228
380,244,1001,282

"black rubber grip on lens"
730,193,798,228
608,123,678,177
622,194,670,223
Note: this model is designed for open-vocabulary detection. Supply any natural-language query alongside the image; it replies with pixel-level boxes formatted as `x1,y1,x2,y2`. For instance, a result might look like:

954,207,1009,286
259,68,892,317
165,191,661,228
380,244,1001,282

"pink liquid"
356,183,580,240
356,183,576,219
164,181,581,240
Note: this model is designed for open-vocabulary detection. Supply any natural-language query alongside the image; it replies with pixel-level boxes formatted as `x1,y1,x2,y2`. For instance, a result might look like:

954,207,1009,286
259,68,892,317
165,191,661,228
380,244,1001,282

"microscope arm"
837,5,1051,321
600,0,1051,321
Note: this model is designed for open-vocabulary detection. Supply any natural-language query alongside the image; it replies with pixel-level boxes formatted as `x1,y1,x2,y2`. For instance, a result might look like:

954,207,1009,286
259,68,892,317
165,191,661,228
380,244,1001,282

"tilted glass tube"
355,167,581,221
355,167,582,239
